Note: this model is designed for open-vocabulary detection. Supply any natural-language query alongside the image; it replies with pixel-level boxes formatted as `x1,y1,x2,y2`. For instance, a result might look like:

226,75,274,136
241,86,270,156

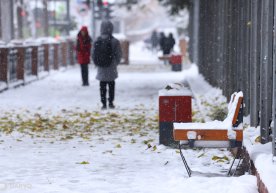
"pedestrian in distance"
162,35,173,55
159,32,172,55
92,20,122,110
76,26,92,86
159,32,171,65
159,32,166,54
168,33,176,53
151,30,159,51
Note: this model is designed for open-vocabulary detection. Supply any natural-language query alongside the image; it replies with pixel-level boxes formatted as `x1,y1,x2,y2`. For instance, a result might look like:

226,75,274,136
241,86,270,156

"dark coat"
162,37,172,55
92,21,122,81
168,34,176,51
151,31,159,48
76,26,92,65
159,33,166,50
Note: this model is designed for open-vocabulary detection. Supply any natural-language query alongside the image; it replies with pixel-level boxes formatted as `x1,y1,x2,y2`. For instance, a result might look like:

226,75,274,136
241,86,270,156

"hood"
78,26,90,38
81,26,88,33
79,26,88,35
100,20,113,36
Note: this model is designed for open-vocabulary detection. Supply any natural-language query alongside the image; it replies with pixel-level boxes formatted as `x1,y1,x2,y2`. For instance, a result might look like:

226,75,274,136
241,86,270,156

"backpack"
93,36,113,68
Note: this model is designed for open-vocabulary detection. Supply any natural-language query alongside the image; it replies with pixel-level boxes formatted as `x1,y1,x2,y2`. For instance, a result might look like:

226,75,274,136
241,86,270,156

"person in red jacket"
76,26,92,86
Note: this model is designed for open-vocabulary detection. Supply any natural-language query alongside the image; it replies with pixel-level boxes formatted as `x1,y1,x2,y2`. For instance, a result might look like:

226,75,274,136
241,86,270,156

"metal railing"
0,39,76,90
188,0,276,156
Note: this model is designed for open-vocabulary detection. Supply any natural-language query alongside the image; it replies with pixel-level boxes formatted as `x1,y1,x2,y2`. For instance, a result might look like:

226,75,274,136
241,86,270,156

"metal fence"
0,39,77,90
188,0,276,156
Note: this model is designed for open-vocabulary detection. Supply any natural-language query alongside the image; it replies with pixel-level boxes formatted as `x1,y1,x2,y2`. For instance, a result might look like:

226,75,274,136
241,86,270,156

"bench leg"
227,147,244,176
179,143,192,177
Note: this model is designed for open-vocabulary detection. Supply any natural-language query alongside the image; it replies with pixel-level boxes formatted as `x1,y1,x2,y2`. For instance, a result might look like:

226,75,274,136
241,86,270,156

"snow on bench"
173,91,244,148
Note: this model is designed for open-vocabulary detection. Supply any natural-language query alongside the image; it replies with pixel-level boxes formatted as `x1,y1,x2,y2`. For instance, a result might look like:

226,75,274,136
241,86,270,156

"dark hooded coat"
92,21,122,81
168,33,176,52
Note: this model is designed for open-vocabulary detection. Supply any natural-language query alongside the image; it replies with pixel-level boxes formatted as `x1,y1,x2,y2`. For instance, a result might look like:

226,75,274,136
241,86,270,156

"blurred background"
0,0,189,43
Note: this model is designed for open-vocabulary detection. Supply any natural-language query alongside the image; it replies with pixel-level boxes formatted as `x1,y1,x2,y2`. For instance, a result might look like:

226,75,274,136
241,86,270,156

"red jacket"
76,26,92,64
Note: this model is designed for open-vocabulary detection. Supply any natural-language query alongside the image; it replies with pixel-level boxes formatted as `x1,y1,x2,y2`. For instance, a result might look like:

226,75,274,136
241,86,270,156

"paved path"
0,63,258,193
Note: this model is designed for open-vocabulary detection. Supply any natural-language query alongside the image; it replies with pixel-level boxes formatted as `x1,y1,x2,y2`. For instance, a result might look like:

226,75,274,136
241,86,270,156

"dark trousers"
80,64,89,85
100,81,115,105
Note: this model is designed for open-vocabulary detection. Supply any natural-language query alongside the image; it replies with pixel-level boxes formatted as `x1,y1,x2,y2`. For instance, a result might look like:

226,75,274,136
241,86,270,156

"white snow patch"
187,131,197,140
227,129,237,140
159,83,192,96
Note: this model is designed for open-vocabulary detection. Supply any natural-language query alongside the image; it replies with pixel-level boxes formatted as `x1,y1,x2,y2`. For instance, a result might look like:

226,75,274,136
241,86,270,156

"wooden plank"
232,97,243,125
173,129,243,142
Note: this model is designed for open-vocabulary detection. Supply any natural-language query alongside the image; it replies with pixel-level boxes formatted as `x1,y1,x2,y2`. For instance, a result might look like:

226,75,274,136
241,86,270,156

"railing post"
197,0,206,75
226,0,238,99
188,0,199,64
53,42,59,70
217,0,225,91
260,0,274,144
62,41,67,67
48,44,54,70
62,41,68,66
272,0,276,157
31,45,38,76
43,43,49,71
68,39,74,66
37,45,45,73
237,0,245,95
243,0,251,116
16,46,25,81
0,47,9,83
24,46,32,78
250,0,261,127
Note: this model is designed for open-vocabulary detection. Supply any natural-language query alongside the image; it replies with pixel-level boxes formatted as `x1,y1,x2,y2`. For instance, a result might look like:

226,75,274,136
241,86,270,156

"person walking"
76,26,92,86
159,32,171,55
150,30,159,51
92,20,122,110
168,33,176,53
159,32,166,53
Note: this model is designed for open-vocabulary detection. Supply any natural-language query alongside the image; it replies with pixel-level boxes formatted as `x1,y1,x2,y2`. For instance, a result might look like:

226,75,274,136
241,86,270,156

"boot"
109,102,115,109
101,104,107,110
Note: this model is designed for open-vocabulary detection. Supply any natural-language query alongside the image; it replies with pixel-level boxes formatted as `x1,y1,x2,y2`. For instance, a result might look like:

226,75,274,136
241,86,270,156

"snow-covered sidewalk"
0,62,258,193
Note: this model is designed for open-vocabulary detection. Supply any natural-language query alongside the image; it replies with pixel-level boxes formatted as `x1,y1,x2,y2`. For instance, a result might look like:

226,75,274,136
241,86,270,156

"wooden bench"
173,91,244,177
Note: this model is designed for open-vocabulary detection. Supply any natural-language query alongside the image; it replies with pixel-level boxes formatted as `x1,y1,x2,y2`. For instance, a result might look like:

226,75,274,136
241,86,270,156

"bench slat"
232,97,243,125
174,129,243,141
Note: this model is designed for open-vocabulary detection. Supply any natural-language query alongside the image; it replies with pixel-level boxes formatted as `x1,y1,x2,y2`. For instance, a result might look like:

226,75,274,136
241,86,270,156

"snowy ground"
0,44,258,193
